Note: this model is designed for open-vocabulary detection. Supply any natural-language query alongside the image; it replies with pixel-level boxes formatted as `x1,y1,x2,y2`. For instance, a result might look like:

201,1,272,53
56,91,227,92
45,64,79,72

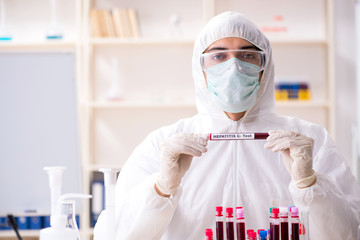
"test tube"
290,207,300,240
225,208,235,240
216,206,224,240
208,133,269,141
279,207,289,240
236,207,246,240
299,207,309,240
246,229,254,240
205,228,213,240
271,208,280,240
249,231,257,240
269,208,273,240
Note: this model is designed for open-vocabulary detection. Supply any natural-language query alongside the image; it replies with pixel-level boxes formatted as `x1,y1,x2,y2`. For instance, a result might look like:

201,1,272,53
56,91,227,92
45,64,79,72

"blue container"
29,215,43,229
0,216,10,230
42,215,51,228
15,216,29,230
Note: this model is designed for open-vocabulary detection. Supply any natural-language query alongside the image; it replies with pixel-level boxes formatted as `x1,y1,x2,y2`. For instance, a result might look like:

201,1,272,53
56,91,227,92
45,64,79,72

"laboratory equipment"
299,207,309,240
279,207,289,240
0,0,11,40
40,167,92,240
168,14,182,37
106,57,123,100
215,206,224,240
225,208,234,240
236,207,246,240
94,168,120,240
290,207,300,240
46,0,63,39
270,208,280,240
205,228,213,240
208,133,269,141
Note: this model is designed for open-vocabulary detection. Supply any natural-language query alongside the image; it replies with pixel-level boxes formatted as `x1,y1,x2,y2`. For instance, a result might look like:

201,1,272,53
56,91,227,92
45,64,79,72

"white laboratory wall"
334,0,357,167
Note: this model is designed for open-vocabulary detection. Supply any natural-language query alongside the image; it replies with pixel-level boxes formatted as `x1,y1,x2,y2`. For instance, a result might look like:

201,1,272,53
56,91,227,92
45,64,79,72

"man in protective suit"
94,11,360,240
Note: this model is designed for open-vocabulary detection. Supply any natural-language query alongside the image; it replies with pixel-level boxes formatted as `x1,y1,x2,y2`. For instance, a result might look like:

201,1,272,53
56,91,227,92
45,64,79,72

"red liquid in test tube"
269,208,273,240
290,207,300,240
235,207,246,240
279,207,289,240
216,206,224,240
208,133,269,141
271,208,280,240
225,208,235,240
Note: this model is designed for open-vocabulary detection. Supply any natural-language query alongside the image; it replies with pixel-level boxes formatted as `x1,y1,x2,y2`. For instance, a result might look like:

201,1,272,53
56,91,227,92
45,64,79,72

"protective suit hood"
192,11,275,119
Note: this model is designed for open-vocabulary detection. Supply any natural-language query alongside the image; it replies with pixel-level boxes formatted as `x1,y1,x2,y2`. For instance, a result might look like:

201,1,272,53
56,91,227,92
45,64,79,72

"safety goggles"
200,49,266,72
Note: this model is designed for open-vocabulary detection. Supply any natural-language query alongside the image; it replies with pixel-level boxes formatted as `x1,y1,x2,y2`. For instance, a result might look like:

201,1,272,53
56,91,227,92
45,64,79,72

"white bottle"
40,167,92,240
40,167,77,240
40,214,77,240
93,168,120,240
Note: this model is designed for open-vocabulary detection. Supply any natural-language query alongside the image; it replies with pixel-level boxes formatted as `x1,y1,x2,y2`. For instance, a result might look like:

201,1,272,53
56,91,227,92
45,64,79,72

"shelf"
89,37,327,46
89,37,195,46
85,101,196,109
0,230,39,237
85,100,328,109
0,41,77,51
270,38,328,45
275,100,329,108
88,164,122,172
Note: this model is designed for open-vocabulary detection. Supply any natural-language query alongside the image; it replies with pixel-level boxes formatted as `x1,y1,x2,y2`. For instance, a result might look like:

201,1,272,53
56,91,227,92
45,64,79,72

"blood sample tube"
279,207,289,240
249,231,257,240
269,207,273,240
299,207,309,240
236,207,246,240
216,206,224,240
225,208,235,240
271,208,280,240
290,207,300,240
205,229,214,240
246,229,254,240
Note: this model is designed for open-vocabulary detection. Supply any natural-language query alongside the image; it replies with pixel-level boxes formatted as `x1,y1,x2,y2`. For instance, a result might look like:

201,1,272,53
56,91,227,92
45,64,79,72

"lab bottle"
270,208,280,240
279,207,289,240
290,207,300,240
225,207,235,240
216,206,224,240
205,228,213,240
235,207,246,240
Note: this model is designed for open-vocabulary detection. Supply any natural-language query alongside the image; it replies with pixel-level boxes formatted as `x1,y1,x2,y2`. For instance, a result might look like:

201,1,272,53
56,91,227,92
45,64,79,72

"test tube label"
210,133,255,140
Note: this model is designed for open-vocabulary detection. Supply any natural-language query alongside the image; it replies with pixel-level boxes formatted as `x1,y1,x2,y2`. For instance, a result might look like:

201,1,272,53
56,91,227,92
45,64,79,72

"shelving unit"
0,0,334,239
79,1,334,240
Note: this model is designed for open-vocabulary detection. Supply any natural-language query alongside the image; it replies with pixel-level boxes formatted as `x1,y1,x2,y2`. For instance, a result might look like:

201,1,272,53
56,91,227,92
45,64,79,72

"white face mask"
205,58,260,113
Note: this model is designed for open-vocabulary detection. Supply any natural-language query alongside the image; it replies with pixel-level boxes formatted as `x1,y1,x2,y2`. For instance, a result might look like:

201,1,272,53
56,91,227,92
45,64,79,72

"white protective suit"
94,11,360,240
